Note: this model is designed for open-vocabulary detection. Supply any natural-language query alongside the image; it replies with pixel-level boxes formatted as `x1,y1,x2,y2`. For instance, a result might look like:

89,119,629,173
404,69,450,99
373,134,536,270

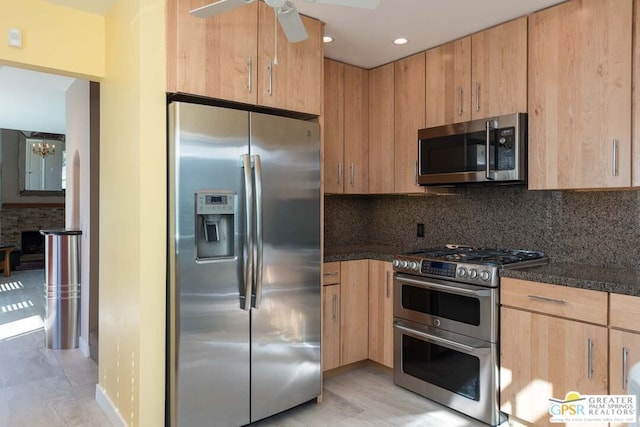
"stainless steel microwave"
418,113,527,186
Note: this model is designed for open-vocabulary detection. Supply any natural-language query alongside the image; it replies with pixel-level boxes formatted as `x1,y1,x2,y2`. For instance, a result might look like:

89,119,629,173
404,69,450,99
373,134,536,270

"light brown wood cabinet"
528,0,633,190
367,260,393,368
394,52,426,194
167,0,323,115
424,17,526,128
609,293,640,427
500,278,609,426
425,37,471,127
368,63,395,194
470,17,527,120
323,59,369,194
322,261,369,371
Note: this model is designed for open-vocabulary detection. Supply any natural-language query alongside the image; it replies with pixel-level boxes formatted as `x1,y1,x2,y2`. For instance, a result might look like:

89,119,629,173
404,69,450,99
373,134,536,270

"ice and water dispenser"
195,190,236,260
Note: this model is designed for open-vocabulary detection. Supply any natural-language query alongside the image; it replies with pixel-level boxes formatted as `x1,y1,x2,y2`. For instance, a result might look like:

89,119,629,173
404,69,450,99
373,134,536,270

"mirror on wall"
17,131,66,195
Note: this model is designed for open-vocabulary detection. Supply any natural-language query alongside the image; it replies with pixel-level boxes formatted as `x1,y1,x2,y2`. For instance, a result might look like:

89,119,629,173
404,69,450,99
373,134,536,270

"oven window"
402,334,480,401
401,285,480,326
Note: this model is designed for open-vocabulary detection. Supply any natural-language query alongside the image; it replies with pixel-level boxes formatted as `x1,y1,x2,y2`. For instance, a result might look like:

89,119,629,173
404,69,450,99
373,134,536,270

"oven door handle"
394,322,476,353
395,275,491,298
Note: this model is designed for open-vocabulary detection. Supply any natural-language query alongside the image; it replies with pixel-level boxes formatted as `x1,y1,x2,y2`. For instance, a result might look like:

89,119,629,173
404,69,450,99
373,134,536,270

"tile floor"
0,269,522,427
0,269,110,427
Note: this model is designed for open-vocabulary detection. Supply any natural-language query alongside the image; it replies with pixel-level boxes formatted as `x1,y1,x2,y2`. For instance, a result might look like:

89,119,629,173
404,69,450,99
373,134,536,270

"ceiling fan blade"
190,0,256,18
277,3,308,43
304,0,380,9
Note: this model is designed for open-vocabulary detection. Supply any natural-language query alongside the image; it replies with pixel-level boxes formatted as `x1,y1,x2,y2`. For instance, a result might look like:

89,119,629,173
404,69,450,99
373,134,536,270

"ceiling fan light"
393,37,409,45
323,35,334,43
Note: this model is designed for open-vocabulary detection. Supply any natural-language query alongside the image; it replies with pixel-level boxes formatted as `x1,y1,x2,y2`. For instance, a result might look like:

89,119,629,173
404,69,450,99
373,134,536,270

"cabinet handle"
623,347,629,390
612,139,618,176
414,160,418,185
475,82,480,112
349,163,355,187
336,163,343,186
527,295,567,305
458,86,463,116
267,61,273,96
587,338,593,380
247,57,252,93
323,271,338,276
385,271,391,298
332,294,337,321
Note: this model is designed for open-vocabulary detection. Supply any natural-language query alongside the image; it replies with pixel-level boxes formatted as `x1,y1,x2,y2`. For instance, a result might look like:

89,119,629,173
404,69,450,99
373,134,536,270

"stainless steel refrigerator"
167,101,321,427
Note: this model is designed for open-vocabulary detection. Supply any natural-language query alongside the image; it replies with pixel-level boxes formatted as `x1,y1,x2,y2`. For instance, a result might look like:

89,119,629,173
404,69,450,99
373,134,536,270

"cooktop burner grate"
405,246,546,266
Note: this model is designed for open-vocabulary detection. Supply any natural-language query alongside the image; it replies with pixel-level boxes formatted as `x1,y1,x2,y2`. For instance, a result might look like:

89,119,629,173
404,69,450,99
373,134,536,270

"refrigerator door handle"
252,154,264,309
242,154,254,311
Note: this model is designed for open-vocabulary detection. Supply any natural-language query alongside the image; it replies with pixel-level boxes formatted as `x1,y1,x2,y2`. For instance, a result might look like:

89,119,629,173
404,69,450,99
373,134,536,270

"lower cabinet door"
322,284,340,371
500,307,607,427
368,260,393,368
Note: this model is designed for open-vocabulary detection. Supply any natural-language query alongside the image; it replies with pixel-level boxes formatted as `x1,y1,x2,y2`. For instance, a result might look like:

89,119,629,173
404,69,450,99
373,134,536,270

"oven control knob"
457,267,467,277
480,270,491,281
469,269,478,279
434,319,441,327
392,259,400,268
401,260,409,268
409,262,418,270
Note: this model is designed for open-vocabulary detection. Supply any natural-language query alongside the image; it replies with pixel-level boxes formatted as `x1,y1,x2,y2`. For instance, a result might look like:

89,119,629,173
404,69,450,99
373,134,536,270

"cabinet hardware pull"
587,338,593,380
247,57,252,93
323,272,338,276
527,295,567,305
623,347,629,390
458,86,463,116
414,160,418,185
612,139,619,176
337,163,343,186
386,271,391,298
267,61,273,96
475,82,480,112
350,163,355,187
332,294,337,321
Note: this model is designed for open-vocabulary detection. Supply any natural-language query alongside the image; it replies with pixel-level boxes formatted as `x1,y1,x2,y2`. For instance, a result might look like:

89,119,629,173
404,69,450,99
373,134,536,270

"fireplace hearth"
21,230,44,255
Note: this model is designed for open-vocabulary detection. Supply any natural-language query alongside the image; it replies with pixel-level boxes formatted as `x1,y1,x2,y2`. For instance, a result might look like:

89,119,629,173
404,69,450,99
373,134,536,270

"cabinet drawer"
610,293,640,332
501,278,607,325
323,262,341,285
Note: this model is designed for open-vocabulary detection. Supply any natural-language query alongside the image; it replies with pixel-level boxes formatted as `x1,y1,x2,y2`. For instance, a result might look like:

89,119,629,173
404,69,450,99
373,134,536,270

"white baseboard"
79,336,90,357
96,384,127,427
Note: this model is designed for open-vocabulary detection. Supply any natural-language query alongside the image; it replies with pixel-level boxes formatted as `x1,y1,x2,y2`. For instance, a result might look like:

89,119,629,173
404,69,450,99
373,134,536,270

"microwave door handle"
485,120,494,180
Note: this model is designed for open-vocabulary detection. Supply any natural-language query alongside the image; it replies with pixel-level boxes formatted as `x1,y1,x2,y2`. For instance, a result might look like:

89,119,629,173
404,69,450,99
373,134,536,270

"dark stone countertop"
500,262,640,297
324,245,400,263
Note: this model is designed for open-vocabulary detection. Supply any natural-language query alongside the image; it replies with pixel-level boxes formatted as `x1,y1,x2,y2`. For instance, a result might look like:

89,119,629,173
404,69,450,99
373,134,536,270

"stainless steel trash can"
40,229,82,349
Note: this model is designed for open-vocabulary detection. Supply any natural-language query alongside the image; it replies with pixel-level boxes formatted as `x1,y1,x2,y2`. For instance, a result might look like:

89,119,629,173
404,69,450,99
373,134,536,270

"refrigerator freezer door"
249,112,322,422
168,102,250,427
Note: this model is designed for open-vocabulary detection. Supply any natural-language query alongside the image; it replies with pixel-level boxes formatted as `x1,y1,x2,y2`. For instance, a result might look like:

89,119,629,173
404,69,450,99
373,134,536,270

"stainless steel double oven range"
392,246,547,426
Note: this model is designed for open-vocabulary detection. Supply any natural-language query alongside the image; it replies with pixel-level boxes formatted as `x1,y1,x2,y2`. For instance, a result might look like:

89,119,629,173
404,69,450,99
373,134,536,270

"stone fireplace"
0,205,64,254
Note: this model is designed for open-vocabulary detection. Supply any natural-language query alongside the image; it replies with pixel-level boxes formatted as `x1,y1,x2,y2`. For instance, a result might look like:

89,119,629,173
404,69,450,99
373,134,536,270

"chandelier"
32,142,56,158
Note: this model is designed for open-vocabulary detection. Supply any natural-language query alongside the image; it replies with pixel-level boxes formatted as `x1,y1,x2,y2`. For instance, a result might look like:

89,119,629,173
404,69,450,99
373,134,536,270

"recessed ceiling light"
393,38,409,45
323,36,334,43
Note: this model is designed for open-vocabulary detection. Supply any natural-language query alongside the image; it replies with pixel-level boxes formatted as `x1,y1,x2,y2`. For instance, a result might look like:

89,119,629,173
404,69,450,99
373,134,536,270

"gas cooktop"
392,245,548,287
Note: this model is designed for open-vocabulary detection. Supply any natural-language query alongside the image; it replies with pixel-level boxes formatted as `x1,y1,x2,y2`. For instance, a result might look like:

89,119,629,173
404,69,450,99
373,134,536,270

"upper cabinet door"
528,0,632,190
343,64,369,194
167,0,259,105
258,1,323,115
471,17,527,120
368,63,395,194
323,59,345,194
425,36,471,128
394,52,426,194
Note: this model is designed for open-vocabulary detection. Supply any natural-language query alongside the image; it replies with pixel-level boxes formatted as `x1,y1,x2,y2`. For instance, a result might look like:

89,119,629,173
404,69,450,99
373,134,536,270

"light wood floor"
0,269,523,426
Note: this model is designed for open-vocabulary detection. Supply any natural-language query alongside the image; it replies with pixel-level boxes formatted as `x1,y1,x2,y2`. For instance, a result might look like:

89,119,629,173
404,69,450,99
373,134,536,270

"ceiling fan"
190,0,381,43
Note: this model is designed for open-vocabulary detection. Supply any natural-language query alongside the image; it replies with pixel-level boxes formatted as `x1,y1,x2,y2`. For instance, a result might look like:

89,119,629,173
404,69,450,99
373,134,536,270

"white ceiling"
296,0,568,69
2,0,568,133
0,65,74,134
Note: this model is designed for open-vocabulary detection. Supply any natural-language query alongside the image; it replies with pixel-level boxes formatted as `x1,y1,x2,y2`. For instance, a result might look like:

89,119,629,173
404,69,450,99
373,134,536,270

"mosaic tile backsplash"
324,187,640,270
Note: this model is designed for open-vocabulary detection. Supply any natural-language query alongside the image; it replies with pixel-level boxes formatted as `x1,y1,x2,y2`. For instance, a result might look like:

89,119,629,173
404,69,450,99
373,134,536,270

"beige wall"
1,0,167,425
100,0,166,426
